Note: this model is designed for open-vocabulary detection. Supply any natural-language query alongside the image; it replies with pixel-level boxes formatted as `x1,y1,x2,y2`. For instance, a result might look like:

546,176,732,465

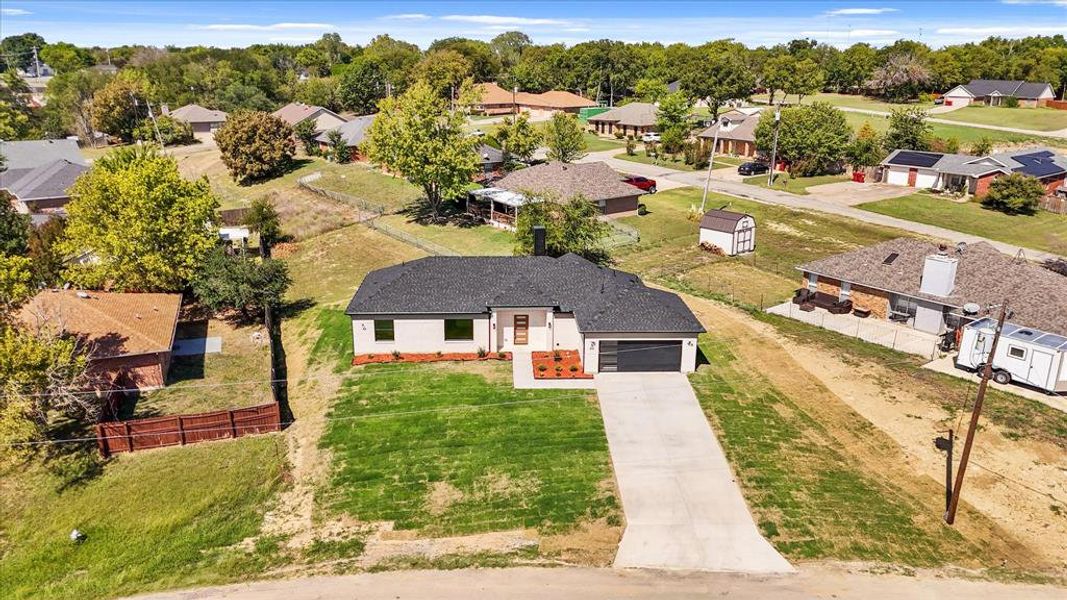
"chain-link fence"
768,301,941,359
297,171,387,221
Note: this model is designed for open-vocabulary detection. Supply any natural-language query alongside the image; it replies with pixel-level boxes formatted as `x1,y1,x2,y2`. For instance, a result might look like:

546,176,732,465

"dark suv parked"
737,161,770,176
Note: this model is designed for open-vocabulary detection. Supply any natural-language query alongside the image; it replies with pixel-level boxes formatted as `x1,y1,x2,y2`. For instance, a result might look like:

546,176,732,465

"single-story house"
346,253,705,373
314,114,376,161
697,107,763,159
475,143,505,182
470,82,598,116
699,209,755,255
271,102,348,132
942,79,1055,108
588,102,658,137
0,158,88,213
467,161,644,229
796,238,1067,338
879,148,1067,197
166,104,228,134
0,138,87,170
19,290,183,391
90,63,119,75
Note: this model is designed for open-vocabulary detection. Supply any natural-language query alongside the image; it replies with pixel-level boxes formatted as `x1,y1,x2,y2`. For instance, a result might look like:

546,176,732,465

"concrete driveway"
594,373,793,573
802,181,914,206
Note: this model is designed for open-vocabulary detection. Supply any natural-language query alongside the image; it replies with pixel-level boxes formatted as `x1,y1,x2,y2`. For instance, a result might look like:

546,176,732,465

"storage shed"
698,209,755,255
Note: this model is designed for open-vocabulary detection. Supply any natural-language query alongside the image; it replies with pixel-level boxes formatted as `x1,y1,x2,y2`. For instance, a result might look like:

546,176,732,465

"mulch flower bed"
532,350,593,380
352,352,512,366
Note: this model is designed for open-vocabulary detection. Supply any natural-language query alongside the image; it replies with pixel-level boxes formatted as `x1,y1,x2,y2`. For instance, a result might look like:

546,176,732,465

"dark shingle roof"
495,161,643,202
314,114,376,146
0,159,87,201
962,79,1052,100
0,139,86,170
700,209,750,233
799,238,1067,337
346,254,705,334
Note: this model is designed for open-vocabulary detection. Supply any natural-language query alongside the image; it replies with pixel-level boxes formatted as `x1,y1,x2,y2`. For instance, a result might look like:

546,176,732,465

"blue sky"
1,1,1065,49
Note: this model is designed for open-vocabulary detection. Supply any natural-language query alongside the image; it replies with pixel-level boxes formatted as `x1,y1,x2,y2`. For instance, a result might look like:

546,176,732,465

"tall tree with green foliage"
785,58,825,104
634,78,669,102
294,118,318,155
493,113,542,163
513,194,610,265
970,136,994,157
336,57,387,114
846,123,886,171
27,217,66,288
0,253,33,317
60,147,220,291
680,49,754,118
884,106,931,152
132,114,193,146
327,129,349,163
365,80,478,218
214,111,296,183
544,112,587,163
866,53,930,102
0,191,30,256
410,49,472,98
38,42,93,74
754,102,850,176
981,173,1044,214
90,75,146,142
243,196,283,255
192,249,291,323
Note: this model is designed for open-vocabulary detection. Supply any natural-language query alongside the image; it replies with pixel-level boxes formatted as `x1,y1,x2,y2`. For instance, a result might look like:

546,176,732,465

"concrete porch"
767,301,941,359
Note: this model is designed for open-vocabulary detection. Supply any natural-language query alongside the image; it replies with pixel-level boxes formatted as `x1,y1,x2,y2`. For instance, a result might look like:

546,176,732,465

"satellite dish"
962,302,981,315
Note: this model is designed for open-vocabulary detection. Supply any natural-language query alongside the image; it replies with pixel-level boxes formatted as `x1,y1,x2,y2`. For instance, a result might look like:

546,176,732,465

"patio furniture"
792,289,853,314
853,307,871,319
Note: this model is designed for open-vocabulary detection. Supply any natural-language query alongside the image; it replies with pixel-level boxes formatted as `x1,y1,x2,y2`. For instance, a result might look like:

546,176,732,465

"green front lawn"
0,436,288,600
858,193,1067,255
317,320,617,536
743,173,850,195
613,150,701,171
751,91,926,112
843,112,1067,149
582,132,626,152
935,105,1067,132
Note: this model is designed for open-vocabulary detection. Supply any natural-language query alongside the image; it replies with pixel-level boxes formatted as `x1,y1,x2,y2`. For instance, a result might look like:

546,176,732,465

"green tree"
785,58,825,104
60,147,220,291
90,75,145,141
294,118,318,155
365,80,478,218
43,69,109,143
0,253,33,317
544,112,587,163
27,217,66,287
0,33,45,72
490,31,532,71
410,49,472,98
0,191,30,256
132,114,193,146
214,111,296,183
884,107,931,151
754,102,850,176
363,34,422,91
981,173,1044,214
192,250,291,322
970,136,994,157
38,42,93,74
295,46,329,77
866,53,930,102
846,123,886,170
680,48,753,118
760,54,794,104
634,78,669,102
513,194,610,265
243,196,283,254
292,76,338,110
327,129,349,163
493,112,542,163
336,57,387,114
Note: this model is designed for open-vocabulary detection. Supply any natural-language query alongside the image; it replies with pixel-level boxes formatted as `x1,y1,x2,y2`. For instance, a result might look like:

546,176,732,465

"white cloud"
197,22,334,31
1000,0,1067,6
936,25,1067,35
825,7,899,16
1,8,32,16
269,36,320,43
800,29,899,38
382,13,432,20
440,15,570,26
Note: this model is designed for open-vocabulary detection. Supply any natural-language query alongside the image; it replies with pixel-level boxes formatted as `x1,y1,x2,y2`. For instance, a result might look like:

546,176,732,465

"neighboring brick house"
696,107,762,158
588,102,657,137
879,148,1067,198
797,238,1067,337
314,114,376,161
166,104,228,134
19,290,183,392
271,102,347,132
470,82,597,116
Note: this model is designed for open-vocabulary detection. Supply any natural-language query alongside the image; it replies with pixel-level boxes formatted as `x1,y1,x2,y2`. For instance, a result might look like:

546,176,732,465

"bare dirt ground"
680,294,1067,573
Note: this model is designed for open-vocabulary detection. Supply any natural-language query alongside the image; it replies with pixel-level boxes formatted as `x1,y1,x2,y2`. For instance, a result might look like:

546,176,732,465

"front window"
373,320,394,342
444,319,474,341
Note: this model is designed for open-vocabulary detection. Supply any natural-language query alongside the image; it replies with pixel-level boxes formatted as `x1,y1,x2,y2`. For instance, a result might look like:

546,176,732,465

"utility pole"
699,124,721,213
944,300,1009,525
145,99,165,151
767,103,782,187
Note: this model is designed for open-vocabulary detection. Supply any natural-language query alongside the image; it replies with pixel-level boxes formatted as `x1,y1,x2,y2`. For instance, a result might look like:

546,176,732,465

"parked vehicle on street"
622,175,657,193
737,161,770,176
640,132,661,142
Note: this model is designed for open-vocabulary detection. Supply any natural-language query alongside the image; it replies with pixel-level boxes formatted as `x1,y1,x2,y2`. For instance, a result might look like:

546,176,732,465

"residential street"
582,150,1065,261
124,565,1067,600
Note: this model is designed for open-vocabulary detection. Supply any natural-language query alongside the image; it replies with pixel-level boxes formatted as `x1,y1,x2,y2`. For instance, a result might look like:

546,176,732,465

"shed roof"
699,209,751,233
495,161,643,202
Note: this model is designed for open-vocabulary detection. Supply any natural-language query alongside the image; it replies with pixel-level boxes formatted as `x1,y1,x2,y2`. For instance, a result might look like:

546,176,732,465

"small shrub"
686,204,703,222
391,350,401,360
614,130,625,139
552,350,562,361
1003,96,1020,108
554,365,563,375
435,350,443,357
625,138,636,156
699,241,726,255
981,172,1044,215
568,364,578,373
918,92,936,104
538,364,548,373
637,203,648,216
496,351,506,359
476,347,487,358
367,353,375,359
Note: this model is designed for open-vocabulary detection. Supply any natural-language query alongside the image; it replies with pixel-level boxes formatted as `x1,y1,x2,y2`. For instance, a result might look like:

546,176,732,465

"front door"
513,314,529,345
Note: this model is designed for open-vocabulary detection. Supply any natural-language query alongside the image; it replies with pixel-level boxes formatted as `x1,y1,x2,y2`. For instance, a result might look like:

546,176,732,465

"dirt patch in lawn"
539,518,623,567
426,482,466,516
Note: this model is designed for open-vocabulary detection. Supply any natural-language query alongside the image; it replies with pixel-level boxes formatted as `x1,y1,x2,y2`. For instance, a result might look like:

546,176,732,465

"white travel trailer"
956,317,1067,394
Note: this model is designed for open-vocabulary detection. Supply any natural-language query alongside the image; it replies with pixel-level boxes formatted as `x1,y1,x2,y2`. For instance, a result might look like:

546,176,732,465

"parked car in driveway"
622,175,657,193
640,132,661,142
737,161,770,176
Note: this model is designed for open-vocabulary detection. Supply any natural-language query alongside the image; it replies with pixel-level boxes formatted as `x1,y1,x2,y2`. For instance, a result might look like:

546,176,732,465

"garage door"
599,340,682,372
885,167,910,186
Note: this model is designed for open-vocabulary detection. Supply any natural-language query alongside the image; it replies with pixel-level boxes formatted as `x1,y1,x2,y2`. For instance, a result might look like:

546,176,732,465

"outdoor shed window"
444,318,474,341
1007,345,1026,360
373,320,394,342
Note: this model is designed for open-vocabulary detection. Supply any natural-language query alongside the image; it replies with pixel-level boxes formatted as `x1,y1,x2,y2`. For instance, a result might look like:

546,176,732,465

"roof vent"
956,242,967,255
962,302,981,316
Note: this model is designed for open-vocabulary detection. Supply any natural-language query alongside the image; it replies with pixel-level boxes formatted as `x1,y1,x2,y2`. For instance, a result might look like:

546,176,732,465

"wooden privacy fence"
96,402,282,457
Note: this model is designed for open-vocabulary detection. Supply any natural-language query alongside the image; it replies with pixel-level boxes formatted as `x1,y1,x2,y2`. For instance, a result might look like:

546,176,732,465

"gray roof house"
588,102,659,135
314,114,376,147
346,253,705,373
1,159,88,211
0,139,87,170
880,148,1067,195
272,102,347,132
167,104,228,133
797,238,1067,337
943,79,1055,107
697,107,763,158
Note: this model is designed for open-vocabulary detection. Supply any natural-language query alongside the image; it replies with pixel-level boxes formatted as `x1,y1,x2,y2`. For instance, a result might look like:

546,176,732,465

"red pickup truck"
622,175,657,193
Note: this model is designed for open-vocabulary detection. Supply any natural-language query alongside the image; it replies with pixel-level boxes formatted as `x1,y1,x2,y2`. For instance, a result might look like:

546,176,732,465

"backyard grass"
743,173,850,195
582,132,626,152
689,335,1036,567
313,165,425,213
315,312,618,536
614,187,903,306
374,214,515,256
858,193,1067,255
751,91,925,113
0,436,288,600
843,112,1067,149
934,105,1067,132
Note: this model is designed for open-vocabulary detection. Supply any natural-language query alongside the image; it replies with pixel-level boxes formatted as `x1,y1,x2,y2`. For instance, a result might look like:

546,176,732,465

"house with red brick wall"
696,107,763,159
879,148,1067,198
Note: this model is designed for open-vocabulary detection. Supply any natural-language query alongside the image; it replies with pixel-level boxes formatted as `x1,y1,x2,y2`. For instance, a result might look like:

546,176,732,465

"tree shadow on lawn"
400,199,484,228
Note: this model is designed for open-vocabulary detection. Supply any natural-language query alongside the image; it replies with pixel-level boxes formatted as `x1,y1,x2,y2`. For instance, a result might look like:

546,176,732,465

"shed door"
598,340,682,372
1028,351,1054,389
735,226,754,254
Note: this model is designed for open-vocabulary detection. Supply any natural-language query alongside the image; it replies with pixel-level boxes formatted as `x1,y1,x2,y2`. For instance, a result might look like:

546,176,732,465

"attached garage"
597,340,683,372
884,166,911,186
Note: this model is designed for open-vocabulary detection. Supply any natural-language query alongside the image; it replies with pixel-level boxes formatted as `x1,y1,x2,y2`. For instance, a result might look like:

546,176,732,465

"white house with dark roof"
879,148,1067,197
346,253,705,373
942,79,1055,108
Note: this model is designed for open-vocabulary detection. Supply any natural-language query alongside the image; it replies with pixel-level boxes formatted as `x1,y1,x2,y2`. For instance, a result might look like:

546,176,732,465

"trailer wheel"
992,370,1012,385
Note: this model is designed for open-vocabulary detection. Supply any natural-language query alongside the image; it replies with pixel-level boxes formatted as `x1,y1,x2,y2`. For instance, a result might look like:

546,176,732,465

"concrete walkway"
923,356,1067,414
511,350,597,390
581,150,1064,262
594,373,793,573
